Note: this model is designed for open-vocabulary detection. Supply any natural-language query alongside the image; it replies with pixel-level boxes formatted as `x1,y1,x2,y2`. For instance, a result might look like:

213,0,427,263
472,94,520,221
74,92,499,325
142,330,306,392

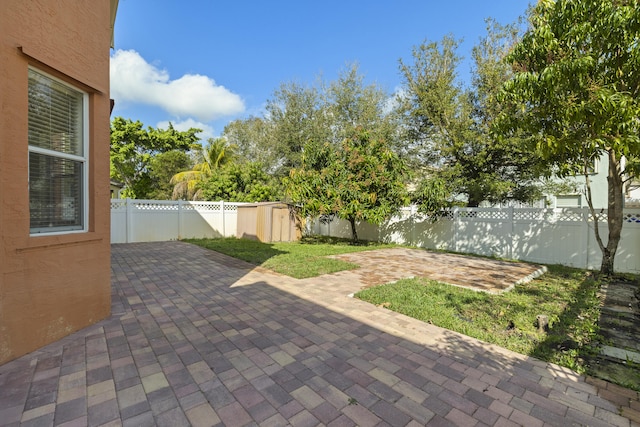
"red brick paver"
0,241,637,426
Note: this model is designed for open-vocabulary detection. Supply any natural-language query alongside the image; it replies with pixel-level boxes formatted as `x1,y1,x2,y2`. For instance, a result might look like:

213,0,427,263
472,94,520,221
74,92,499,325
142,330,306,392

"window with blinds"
28,69,88,234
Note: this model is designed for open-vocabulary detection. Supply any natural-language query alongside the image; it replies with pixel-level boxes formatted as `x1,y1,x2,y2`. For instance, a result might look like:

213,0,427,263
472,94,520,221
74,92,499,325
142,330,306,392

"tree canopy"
397,23,550,209
286,129,408,242
199,162,280,203
110,117,200,198
500,0,640,274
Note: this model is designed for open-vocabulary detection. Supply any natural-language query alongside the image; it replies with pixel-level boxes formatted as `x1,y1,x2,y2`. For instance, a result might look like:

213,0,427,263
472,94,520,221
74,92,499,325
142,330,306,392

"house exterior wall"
548,154,609,208
0,0,112,364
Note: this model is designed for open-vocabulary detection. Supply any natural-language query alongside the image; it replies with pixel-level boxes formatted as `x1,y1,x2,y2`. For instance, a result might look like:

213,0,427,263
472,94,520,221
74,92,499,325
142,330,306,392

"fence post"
221,200,225,237
410,205,416,247
583,207,590,269
508,206,514,260
178,200,184,240
452,207,459,252
125,198,132,243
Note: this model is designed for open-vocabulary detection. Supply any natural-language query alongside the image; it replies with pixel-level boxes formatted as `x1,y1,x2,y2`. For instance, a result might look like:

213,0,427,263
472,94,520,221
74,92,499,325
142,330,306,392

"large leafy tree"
325,63,397,144
199,162,279,203
286,129,408,242
265,81,330,177
147,150,192,200
500,0,640,274
398,26,549,208
230,64,395,180
223,117,280,173
110,117,200,198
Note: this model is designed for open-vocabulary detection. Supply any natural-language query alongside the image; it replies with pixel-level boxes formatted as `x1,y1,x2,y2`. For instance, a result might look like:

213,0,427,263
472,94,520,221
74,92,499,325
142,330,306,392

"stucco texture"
0,0,112,364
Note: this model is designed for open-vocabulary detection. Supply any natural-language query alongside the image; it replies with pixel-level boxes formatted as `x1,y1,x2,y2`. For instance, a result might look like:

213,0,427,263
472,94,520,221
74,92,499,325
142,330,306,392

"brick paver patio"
0,241,638,426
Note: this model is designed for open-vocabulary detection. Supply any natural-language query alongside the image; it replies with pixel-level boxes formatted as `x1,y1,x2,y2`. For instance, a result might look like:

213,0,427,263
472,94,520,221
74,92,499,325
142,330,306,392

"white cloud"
157,119,215,142
110,49,245,121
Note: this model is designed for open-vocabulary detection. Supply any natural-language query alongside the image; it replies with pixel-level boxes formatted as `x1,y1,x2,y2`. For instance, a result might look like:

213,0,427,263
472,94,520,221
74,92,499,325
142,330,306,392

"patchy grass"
355,265,604,375
184,236,396,279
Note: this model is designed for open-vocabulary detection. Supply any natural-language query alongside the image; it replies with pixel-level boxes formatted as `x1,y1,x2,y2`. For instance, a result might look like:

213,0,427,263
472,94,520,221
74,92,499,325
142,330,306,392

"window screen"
28,69,87,233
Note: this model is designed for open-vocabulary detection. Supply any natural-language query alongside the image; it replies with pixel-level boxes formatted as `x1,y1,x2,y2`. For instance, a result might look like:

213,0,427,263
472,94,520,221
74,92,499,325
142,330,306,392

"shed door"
271,207,291,242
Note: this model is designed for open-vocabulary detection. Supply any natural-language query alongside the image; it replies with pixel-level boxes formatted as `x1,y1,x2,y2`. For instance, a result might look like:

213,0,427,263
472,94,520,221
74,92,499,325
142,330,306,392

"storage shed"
236,202,300,242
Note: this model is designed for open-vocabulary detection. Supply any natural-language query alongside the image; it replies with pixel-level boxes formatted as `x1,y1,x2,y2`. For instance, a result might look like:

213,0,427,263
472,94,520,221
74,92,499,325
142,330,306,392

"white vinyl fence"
308,207,640,274
110,201,640,274
110,199,245,243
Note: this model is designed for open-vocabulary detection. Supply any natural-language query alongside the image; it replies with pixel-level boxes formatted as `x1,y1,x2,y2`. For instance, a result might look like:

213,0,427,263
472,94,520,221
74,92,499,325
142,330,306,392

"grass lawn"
184,236,397,279
185,236,605,376
355,266,604,375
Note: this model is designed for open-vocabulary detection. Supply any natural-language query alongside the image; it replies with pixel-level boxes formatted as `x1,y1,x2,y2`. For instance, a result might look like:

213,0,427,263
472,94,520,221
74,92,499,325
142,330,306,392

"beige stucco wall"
0,0,112,364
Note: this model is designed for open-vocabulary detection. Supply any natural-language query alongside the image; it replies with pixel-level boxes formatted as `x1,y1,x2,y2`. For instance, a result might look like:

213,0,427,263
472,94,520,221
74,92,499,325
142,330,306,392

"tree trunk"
348,217,359,243
467,192,481,208
600,150,624,275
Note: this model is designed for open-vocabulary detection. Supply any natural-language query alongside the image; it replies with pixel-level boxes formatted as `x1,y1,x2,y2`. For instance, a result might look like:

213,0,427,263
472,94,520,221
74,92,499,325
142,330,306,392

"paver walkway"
328,248,546,293
0,241,638,426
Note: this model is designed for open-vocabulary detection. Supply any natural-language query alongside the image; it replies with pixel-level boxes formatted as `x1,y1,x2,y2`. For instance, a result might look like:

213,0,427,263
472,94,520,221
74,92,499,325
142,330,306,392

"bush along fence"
111,200,640,274
307,206,640,274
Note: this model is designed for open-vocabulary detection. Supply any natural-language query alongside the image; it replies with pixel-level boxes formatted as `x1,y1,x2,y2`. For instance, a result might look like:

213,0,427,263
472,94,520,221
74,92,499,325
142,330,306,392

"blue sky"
111,0,531,141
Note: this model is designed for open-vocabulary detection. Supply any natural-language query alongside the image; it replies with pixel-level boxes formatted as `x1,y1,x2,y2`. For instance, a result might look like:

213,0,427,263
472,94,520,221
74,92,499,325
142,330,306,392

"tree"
325,63,398,144
170,138,234,200
223,117,280,173
500,0,640,274
286,129,408,242
223,64,398,184
199,162,279,202
147,150,192,199
110,117,200,198
397,28,548,208
265,81,330,177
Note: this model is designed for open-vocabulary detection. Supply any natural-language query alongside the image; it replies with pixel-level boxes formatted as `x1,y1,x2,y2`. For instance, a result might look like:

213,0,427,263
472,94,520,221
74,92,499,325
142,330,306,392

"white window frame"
28,68,89,235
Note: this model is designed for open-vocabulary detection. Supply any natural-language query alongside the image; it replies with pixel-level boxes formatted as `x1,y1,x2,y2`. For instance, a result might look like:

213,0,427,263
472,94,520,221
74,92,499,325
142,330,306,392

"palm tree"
171,138,234,200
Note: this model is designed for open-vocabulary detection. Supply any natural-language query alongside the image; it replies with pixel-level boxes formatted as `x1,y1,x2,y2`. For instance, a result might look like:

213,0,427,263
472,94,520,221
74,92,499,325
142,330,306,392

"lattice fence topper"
182,203,220,211
110,200,127,210
555,210,585,222
133,202,179,211
625,212,640,223
109,199,244,212
458,209,510,220
513,210,553,221
441,210,455,220
590,211,609,223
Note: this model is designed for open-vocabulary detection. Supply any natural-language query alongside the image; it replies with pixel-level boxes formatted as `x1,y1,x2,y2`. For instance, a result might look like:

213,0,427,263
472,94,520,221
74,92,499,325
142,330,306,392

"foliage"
147,150,192,200
397,24,550,208
286,129,409,242
198,162,280,202
110,117,200,198
264,81,330,177
356,265,604,374
184,236,396,279
325,63,398,144
223,117,281,174
499,0,640,274
170,138,235,200
225,64,399,180
411,175,456,217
